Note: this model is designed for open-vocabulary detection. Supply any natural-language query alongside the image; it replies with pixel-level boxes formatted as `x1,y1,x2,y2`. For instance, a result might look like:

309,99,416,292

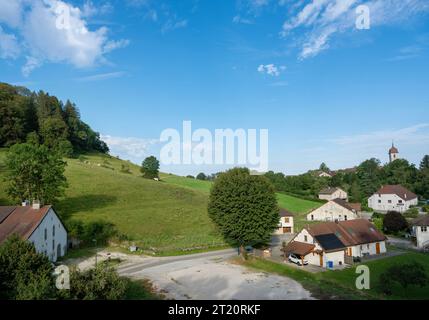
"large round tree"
208,168,279,257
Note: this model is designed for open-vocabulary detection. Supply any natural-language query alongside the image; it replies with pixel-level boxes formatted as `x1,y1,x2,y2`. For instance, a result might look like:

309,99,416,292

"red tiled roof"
348,203,362,212
332,199,357,212
284,241,315,256
279,209,294,217
412,215,429,227
0,206,51,243
307,219,386,248
375,185,417,201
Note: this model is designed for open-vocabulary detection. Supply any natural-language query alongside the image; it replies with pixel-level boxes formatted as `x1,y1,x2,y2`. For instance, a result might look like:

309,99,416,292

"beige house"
275,209,294,234
412,215,429,249
317,171,333,178
318,187,348,201
284,219,387,268
307,199,360,222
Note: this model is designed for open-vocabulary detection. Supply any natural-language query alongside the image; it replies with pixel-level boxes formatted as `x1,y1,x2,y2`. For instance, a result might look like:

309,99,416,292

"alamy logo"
55,3,71,30
355,265,370,290
355,5,371,30
54,265,70,290
160,121,269,174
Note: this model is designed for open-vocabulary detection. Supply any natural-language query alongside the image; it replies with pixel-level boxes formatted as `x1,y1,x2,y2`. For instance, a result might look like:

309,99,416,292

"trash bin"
326,261,334,269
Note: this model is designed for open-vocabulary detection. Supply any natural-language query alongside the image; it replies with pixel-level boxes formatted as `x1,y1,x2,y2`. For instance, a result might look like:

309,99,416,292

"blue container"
327,261,334,269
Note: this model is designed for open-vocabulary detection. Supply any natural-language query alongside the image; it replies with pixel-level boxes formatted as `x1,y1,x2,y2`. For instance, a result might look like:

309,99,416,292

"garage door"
283,227,292,233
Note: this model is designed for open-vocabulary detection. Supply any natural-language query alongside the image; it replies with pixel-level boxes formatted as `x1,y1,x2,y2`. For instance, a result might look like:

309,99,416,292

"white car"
288,254,308,266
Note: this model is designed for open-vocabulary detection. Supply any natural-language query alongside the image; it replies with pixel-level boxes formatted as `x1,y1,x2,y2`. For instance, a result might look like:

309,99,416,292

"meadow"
0,149,321,255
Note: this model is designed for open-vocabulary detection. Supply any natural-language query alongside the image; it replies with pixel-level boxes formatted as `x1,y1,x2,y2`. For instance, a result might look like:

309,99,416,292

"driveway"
116,249,314,300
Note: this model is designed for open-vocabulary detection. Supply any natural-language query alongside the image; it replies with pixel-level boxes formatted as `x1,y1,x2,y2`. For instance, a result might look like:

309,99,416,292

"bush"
372,217,383,231
66,220,117,246
404,207,419,219
379,262,428,296
0,235,56,300
66,265,127,300
383,211,408,234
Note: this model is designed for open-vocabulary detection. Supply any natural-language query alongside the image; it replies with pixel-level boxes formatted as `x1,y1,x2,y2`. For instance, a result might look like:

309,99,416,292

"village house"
307,198,361,222
318,187,348,201
317,171,334,178
368,185,418,213
0,203,68,262
275,209,294,235
284,219,387,268
411,215,429,250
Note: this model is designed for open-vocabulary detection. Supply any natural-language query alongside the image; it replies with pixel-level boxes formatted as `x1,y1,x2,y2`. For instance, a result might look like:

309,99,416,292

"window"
422,226,428,232
344,215,348,221
378,200,382,204
53,225,55,237
398,200,403,204
285,218,289,223
52,239,55,251
44,228,47,241
388,200,392,204
367,244,370,249
304,235,308,242
311,215,314,221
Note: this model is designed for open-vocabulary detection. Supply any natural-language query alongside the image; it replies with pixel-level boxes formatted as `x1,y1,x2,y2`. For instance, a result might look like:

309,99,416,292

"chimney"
32,200,41,210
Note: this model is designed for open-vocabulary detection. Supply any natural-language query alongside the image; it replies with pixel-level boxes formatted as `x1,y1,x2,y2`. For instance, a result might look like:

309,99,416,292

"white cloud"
0,0,23,28
0,27,20,59
281,0,429,59
101,135,159,162
0,0,128,76
76,71,126,82
331,123,429,147
257,64,285,76
81,1,113,18
161,19,188,33
232,15,253,24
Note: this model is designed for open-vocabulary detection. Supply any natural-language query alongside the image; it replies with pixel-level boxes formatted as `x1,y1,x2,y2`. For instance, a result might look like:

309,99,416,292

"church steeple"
389,142,399,163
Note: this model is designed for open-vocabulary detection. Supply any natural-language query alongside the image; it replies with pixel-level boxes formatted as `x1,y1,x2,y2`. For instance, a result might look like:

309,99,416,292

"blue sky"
1,0,429,175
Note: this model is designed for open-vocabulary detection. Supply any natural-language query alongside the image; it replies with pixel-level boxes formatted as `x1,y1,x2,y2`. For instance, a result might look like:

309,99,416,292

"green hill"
0,149,322,255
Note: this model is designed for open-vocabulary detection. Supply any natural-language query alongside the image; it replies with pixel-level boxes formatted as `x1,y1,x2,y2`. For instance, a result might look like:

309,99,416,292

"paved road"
116,249,313,300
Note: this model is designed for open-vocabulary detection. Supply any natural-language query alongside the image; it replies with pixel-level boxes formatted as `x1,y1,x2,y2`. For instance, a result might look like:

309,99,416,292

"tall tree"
208,168,279,258
420,155,429,170
5,143,68,204
140,156,160,179
356,158,382,197
319,162,330,173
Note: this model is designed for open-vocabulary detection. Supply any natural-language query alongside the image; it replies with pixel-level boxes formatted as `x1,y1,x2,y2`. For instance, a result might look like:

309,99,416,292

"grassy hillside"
0,148,322,255
0,150,225,255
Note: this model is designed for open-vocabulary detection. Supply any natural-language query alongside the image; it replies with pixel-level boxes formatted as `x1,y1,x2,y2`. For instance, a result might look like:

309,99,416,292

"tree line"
0,82,108,156
264,156,429,205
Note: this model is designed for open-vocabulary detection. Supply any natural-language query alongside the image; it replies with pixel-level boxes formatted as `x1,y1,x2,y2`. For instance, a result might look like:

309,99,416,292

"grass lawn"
241,251,429,300
123,278,164,300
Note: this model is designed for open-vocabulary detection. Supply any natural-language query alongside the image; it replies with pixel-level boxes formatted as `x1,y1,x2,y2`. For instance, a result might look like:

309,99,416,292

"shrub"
379,262,428,296
383,211,408,234
404,207,419,219
66,265,127,300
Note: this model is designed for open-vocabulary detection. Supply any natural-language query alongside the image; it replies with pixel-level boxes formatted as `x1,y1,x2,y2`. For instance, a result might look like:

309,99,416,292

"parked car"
288,254,308,266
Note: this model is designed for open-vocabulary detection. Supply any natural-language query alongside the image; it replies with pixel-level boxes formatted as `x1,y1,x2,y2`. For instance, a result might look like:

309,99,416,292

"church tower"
389,143,399,163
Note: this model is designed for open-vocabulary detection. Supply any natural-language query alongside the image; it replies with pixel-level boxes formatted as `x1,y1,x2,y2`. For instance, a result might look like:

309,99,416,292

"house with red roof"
368,185,418,213
284,219,387,268
0,203,67,262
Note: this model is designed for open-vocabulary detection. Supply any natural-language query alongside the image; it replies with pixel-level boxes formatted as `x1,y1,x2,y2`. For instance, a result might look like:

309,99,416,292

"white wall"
307,201,357,222
319,189,348,201
28,208,67,262
368,194,418,212
350,241,386,257
415,226,429,248
275,216,294,234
